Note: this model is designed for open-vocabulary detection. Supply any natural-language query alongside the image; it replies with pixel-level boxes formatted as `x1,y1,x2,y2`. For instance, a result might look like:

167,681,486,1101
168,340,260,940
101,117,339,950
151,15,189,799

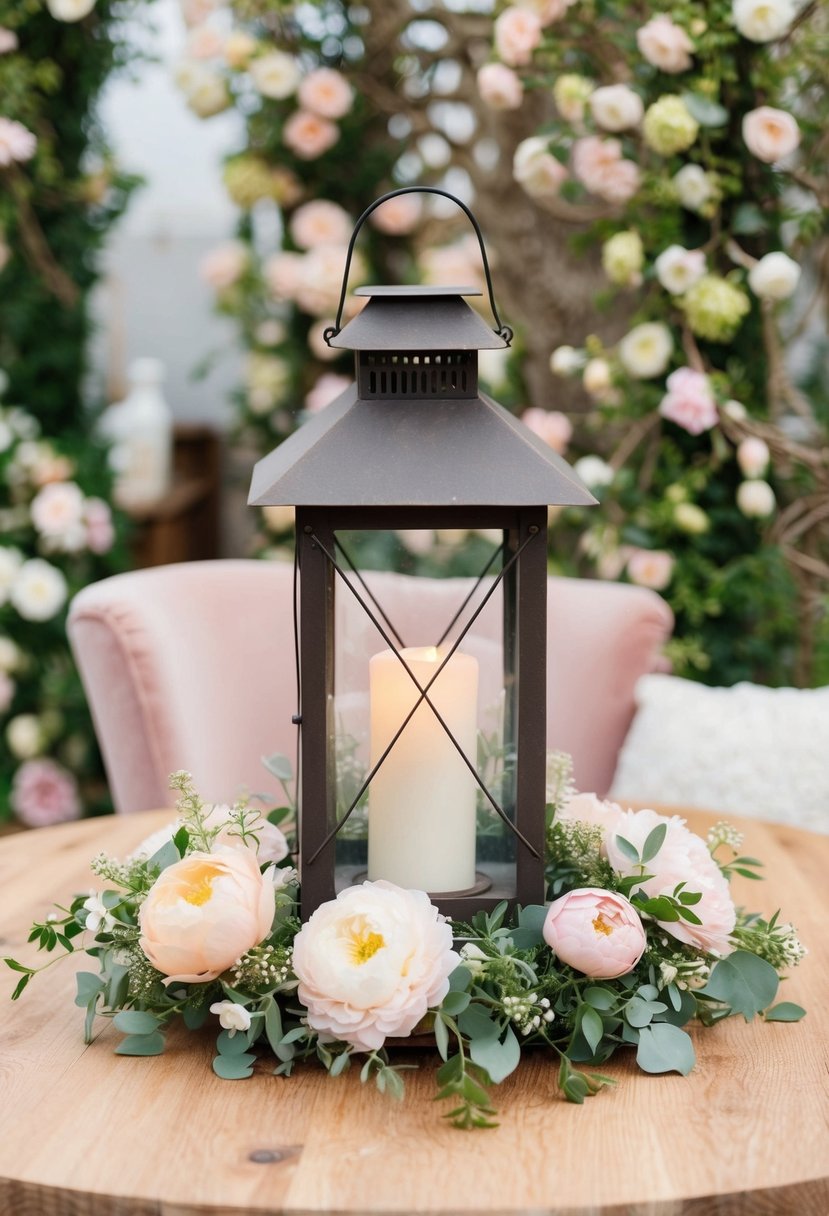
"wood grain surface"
0,808,827,1216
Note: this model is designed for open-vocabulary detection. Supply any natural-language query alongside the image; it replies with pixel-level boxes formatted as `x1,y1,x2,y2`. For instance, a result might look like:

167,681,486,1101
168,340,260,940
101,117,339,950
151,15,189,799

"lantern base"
352,871,493,899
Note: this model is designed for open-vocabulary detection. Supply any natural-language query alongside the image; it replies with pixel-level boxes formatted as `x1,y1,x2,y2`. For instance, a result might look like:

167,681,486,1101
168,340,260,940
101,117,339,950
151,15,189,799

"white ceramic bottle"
100,358,173,509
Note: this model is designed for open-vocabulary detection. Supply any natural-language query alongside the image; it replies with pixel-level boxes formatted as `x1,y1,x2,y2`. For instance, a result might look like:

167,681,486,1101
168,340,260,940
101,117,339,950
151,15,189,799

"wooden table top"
1,807,827,1216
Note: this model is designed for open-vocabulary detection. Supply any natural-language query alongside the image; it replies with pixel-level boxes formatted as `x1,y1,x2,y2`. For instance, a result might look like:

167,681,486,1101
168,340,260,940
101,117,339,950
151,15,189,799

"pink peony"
305,373,351,414
11,759,82,828
626,548,674,591
83,497,115,555
0,28,18,54
558,792,624,837
494,6,542,66
521,407,573,454
283,110,339,160
292,880,459,1051
605,808,736,956
289,200,352,250
742,106,800,163
298,67,353,119
659,367,718,435
543,888,647,979
572,136,640,203
477,62,524,110
199,240,248,290
370,193,423,235
263,250,305,301
636,15,694,73
0,118,37,166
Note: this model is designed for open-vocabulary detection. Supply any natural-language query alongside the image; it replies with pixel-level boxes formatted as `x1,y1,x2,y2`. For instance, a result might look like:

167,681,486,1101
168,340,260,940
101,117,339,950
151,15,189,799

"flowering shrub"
6,759,805,1126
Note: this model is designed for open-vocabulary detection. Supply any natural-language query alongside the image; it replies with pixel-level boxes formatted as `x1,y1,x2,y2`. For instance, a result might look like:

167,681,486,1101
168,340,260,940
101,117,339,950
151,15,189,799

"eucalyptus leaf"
641,823,667,864
113,1010,161,1036
262,753,293,781
115,1031,166,1056
264,1000,283,1053
448,965,473,992
74,972,105,1007
183,1004,209,1031
469,1025,520,1084
636,1024,695,1076
614,834,640,864
329,1051,351,1076
699,950,779,1021
764,1002,806,1022
458,1004,499,1043
681,91,728,127
580,1005,604,1055
217,1029,253,1056
583,986,616,1010
440,990,471,1016
212,1052,256,1079
146,839,181,874
434,1013,449,1061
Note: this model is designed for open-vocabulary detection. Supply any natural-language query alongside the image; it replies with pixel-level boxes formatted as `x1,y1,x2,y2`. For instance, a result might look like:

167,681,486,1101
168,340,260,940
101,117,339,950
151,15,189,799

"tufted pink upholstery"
67,560,672,813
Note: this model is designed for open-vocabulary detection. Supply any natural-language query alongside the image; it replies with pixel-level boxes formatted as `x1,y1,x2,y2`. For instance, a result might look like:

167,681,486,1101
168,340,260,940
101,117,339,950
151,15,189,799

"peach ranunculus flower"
636,15,694,73
521,407,573,454
742,106,800,163
298,67,353,119
139,849,276,984
571,136,640,204
659,367,718,435
494,6,542,66
626,548,674,591
369,193,423,235
543,888,647,979
199,240,249,291
289,200,353,250
292,880,459,1051
477,62,524,111
604,808,737,956
283,110,339,160
0,118,37,166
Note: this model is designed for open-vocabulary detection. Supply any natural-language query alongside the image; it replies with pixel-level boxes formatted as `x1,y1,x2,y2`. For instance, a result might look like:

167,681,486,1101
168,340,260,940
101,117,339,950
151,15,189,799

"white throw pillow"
609,674,829,834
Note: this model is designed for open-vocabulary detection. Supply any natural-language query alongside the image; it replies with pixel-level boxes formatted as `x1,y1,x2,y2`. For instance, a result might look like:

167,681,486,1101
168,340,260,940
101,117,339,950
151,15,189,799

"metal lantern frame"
249,187,596,923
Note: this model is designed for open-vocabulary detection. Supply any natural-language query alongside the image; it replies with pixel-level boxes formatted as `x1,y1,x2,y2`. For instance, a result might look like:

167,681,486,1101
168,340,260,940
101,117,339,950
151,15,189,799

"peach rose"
627,549,674,591
513,136,568,199
369,193,423,235
636,15,694,73
292,880,459,1051
742,106,800,163
289,200,352,250
283,110,338,160
263,250,305,301
477,62,524,110
494,6,542,66
659,367,718,435
521,407,572,454
298,67,353,119
138,849,275,984
199,240,248,290
572,136,640,203
543,888,647,979
736,436,770,478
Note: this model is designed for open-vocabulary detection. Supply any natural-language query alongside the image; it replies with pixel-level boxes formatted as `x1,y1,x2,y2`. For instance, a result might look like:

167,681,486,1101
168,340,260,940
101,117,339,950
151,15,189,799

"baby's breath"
231,944,294,994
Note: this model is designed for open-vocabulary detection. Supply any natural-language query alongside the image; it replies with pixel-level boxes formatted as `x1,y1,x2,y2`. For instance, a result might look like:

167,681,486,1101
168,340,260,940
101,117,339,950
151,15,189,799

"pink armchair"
67,559,672,813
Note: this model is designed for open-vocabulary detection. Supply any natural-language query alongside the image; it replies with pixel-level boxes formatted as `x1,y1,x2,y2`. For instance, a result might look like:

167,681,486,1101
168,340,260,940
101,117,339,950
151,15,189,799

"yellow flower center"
347,927,386,965
181,864,218,906
592,914,613,937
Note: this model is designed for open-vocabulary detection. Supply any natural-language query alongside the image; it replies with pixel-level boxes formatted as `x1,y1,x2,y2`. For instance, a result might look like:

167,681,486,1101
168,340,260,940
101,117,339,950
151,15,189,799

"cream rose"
513,136,568,199
736,437,770,478
733,0,794,43
618,322,674,379
589,85,644,133
139,849,275,984
636,14,694,72
654,245,706,295
747,251,800,301
47,0,96,20
477,63,524,111
292,880,459,1051
742,106,800,163
249,51,300,100
737,478,776,517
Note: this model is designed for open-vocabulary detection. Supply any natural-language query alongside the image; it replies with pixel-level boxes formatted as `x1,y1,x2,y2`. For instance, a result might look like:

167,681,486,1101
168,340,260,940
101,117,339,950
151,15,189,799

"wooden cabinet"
128,424,222,568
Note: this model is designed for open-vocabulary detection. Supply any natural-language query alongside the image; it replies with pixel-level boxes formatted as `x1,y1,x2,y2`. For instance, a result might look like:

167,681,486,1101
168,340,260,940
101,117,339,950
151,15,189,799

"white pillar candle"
367,645,479,893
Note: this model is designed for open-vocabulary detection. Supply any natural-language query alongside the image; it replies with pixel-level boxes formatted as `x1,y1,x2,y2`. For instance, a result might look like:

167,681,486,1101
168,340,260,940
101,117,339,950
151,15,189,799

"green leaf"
381,1066,405,1102
458,1004,499,1043
563,1074,589,1103
212,1052,256,1079
641,823,667,864
681,92,728,128
614,834,640,864
699,951,779,1021
4,958,33,975
469,1025,520,1084
113,1010,161,1036
580,1005,604,1055
677,906,703,925
115,1032,166,1056
217,1029,252,1056
636,1024,696,1076
264,999,283,1054
764,1002,806,1022
731,204,768,236
678,890,702,906
329,1051,351,1077
183,1004,208,1030
440,990,471,1016
262,752,293,781
146,839,181,873
11,973,31,1000
583,986,616,1010
267,805,293,826
447,965,473,992
172,826,190,857
74,972,105,1007
510,904,547,948
434,1013,449,1061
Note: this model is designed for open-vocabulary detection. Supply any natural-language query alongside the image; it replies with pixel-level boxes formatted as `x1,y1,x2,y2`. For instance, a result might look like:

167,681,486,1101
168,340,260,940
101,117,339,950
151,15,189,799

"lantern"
249,188,595,922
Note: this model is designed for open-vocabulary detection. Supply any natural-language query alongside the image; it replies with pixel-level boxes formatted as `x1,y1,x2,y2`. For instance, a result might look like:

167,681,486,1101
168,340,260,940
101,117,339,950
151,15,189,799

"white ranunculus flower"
737,478,776,517
292,880,459,1051
6,713,43,760
673,163,716,213
654,245,707,295
249,50,300,99
589,84,644,132
0,546,23,605
9,558,67,621
574,455,615,488
618,322,674,379
747,251,800,301
210,1000,253,1036
550,345,585,377
47,0,96,20
733,0,794,43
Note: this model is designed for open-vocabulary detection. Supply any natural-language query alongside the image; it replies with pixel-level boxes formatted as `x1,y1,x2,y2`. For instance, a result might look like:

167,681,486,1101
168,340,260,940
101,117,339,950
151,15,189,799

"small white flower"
723,398,748,421
83,892,117,934
550,345,585,377
582,357,613,398
249,51,300,100
748,251,800,301
46,0,96,23
589,84,644,132
10,558,68,622
737,437,770,478
737,479,776,518
210,1000,253,1036
654,245,706,295
673,164,716,213
574,455,614,488
733,0,794,43
618,322,674,380
6,713,43,760
267,864,298,890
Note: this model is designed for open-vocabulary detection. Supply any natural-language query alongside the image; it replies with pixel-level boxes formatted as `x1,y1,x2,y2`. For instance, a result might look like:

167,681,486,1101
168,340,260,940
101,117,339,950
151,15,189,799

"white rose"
249,51,300,99
7,713,43,760
550,345,585,377
0,635,20,672
582,357,613,398
737,479,776,517
654,245,707,295
747,251,800,301
733,0,794,43
737,437,770,478
10,559,68,622
46,0,96,20
0,546,23,605
673,163,716,213
209,1000,253,1036
574,455,615,488
512,136,568,199
589,84,644,132
723,398,748,421
618,322,674,379
183,66,230,117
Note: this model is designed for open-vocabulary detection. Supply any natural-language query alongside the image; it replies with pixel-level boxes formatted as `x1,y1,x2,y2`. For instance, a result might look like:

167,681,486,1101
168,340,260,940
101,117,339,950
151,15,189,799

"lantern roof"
249,383,597,509
328,286,509,352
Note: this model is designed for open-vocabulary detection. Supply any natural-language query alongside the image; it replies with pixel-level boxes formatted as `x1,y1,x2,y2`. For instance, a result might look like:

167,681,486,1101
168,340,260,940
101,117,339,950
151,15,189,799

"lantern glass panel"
329,526,519,904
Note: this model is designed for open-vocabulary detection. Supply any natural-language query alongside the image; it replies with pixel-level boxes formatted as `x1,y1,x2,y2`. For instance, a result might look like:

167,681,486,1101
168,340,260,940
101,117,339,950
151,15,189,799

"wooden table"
1,809,827,1216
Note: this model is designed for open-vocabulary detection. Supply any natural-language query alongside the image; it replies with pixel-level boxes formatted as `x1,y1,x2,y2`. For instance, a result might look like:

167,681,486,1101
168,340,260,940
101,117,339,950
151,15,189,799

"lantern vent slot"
358,351,477,400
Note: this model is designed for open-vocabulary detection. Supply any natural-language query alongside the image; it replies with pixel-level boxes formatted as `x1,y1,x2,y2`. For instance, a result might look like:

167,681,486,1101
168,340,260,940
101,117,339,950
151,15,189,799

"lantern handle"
323,186,513,347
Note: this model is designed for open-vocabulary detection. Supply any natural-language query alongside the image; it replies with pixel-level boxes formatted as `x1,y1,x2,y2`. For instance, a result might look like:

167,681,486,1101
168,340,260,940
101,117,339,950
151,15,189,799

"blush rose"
543,888,647,979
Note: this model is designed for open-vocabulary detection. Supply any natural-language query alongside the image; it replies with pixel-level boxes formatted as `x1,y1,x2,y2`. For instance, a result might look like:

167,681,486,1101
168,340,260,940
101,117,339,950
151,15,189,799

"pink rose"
305,372,351,414
11,759,82,828
626,549,674,591
477,63,524,110
605,808,736,956
298,67,353,119
572,136,640,203
30,481,85,540
0,118,37,166
369,193,423,235
0,28,18,54
494,6,542,66
742,106,800,163
636,15,694,73
283,110,339,160
263,250,305,301
543,888,647,979
83,497,115,555
521,407,573,454
199,240,248,290
659,367,718,435
289,200,352,250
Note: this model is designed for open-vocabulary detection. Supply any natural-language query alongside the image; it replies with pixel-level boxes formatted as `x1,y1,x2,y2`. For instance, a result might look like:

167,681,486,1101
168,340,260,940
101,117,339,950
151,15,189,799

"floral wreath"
6,755,805,1128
